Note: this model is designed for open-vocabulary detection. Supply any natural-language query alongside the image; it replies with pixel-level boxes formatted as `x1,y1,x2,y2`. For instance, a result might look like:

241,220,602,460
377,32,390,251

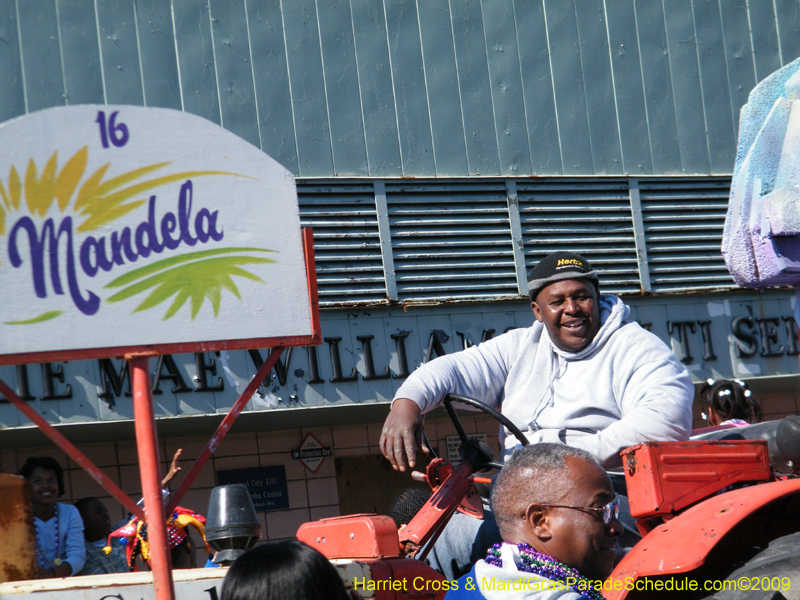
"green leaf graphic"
104,248,277,320
105,247,276,288
5,310,65,325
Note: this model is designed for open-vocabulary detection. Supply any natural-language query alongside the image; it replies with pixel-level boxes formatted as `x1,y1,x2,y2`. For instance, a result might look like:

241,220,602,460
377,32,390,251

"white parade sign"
0,105,315,364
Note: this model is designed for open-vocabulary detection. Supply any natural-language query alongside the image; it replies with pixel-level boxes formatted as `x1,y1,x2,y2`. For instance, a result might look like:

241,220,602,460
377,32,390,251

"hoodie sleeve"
393,329,528,414
567,329,695,469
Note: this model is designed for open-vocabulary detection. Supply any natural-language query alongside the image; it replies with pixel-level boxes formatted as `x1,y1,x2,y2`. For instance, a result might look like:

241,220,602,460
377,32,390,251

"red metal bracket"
166,347,284,514
303,227,322,346
401,460,476,561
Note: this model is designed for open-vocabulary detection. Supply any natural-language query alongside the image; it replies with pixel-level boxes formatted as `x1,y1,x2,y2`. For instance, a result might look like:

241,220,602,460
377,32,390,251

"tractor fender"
606,477,800,599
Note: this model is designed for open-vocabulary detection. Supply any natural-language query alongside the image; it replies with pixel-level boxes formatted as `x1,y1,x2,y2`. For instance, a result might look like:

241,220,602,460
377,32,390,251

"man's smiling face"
531,279,600,353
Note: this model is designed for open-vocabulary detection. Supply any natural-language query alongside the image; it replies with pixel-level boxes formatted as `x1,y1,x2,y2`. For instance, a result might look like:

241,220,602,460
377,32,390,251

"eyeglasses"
539,497,620,525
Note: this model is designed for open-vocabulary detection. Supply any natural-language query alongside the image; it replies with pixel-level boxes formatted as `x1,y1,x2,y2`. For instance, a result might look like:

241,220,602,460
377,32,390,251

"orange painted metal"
421,459,484,520
623,440,771,520
368,560,397,600
298,515,402,559
606,476,800,599
401,460,477,555
130,354,175,600
297,457,465,598
298,513,447,599
0,378,144,519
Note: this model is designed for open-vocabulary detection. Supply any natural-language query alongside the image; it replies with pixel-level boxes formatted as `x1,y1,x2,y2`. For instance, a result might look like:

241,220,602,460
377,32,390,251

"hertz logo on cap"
556,258,584,267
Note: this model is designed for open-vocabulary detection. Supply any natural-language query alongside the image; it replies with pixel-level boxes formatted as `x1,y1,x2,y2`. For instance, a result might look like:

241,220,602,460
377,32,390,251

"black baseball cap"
527,252,599,300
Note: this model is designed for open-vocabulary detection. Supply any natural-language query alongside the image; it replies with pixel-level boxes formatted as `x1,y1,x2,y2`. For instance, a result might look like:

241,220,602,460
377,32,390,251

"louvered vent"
517,180,641,295
297,182,387,305
640,178,734,293
386,182,519,301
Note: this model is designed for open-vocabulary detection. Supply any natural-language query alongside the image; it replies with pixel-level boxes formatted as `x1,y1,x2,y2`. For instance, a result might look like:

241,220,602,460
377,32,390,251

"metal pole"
129,353,175,600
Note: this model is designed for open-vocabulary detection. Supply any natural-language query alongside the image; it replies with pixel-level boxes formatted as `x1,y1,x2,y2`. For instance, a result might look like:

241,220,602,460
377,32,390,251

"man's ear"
523,503,552,541
531,301,543,322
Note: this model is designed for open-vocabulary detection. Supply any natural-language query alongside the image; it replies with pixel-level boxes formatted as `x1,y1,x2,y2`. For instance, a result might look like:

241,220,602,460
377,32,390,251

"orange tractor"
298,395,800,600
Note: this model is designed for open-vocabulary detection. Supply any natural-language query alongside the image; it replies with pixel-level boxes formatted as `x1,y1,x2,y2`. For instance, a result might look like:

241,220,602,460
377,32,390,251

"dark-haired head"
221,540,350,600
76,497,113,542
74,497,98,514
20,456,66,497
699,379,761,425
389,488,431,528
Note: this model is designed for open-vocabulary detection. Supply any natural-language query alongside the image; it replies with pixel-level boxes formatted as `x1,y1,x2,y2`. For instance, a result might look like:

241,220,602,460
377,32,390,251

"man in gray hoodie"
380,251,694,471
379,251,694,579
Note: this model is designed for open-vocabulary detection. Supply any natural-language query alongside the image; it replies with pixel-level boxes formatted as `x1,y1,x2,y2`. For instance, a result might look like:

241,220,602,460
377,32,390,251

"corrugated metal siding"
640,178,734,293
516,180,641,295
297,183,386,305
386,182,518,301
0,1,795,177
297,177,736,307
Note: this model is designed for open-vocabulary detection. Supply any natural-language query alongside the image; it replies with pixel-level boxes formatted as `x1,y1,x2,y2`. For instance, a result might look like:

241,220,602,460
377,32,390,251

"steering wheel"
441,393,530,471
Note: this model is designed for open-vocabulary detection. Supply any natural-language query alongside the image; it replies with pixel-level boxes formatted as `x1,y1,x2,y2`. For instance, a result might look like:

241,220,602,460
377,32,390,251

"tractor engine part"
623,440,771,535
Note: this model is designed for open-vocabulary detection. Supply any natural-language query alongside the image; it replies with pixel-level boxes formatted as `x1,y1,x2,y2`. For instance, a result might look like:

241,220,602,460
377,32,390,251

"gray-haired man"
446,444,623,599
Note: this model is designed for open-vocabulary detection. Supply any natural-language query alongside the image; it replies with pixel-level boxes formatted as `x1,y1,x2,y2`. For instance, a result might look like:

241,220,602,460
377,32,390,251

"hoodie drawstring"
525,353,567,432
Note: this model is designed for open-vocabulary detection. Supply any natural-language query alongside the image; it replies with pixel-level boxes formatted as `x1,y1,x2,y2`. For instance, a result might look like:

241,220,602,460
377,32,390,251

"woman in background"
699,379,761,427
220,540,357,600
20,456,86,578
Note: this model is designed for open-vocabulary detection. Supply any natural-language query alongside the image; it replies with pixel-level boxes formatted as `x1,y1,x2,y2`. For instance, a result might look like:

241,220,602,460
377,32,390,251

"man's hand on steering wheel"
380,398,430,472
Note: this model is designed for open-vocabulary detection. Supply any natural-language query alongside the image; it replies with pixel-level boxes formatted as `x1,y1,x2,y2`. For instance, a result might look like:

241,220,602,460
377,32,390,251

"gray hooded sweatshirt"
394,294,694,468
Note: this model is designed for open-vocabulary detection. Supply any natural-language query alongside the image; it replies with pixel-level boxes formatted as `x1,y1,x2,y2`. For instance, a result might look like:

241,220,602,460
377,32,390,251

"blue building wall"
2,0,798,178
1,1,799,444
